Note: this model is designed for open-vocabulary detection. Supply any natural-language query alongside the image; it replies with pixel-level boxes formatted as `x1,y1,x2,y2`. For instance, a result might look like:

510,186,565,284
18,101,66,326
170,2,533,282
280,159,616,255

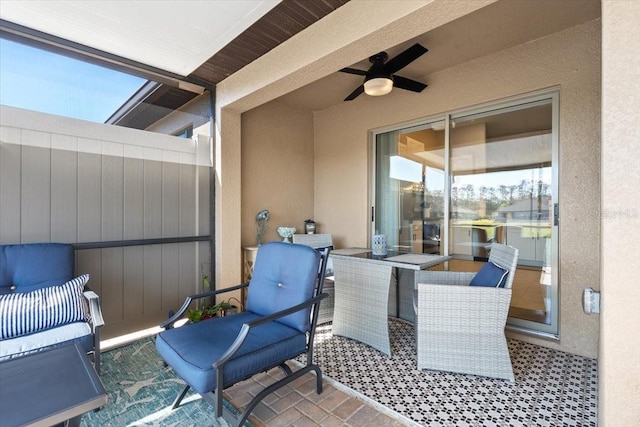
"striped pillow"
0,274,90,340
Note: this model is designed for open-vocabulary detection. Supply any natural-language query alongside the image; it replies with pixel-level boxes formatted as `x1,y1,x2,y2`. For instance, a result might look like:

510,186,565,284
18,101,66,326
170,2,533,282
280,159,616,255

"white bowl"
277,227,296,242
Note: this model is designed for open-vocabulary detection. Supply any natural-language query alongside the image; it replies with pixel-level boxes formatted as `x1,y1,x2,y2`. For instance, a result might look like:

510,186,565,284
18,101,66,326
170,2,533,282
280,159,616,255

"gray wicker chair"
292,234,335,325
414,243,519,381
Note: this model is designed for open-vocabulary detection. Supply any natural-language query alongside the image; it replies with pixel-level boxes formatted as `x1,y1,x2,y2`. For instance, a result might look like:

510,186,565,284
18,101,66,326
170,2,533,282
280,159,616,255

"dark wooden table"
0,341,107,427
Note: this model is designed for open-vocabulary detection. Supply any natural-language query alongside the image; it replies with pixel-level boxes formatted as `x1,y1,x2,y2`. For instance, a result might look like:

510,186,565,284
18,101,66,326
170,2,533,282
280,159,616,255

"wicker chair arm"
416,283,513,328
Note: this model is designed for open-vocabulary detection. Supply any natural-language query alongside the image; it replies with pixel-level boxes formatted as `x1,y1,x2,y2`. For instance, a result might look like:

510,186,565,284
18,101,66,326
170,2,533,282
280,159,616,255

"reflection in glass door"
375,121,446,256
449,98,557,333
373,92,559,336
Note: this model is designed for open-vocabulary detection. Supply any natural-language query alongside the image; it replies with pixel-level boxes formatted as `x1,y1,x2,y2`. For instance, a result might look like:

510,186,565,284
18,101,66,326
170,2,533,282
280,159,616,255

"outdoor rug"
81,319,598,426
298,319,598,426
80,337,246,427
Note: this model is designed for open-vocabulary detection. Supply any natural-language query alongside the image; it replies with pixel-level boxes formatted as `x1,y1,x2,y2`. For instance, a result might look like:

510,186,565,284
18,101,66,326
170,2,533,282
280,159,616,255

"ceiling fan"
339,43,429,101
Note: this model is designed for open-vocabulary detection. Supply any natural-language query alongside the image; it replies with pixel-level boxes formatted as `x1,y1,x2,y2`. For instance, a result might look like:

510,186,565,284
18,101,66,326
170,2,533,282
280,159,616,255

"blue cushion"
469,262,509,288
0,243,74,291
0,274,90,340
156,311,306,394
245,242,320,333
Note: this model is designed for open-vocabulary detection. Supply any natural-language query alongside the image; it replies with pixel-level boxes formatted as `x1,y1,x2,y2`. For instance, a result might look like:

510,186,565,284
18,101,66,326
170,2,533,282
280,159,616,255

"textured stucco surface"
210,0,640,422
218,2,603,358
600,1,640,425
241,101,315,246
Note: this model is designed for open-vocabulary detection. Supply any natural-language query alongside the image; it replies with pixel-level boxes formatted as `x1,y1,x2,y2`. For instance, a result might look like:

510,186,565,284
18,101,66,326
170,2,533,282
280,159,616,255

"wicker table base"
332,256,393,356
331,249,450,357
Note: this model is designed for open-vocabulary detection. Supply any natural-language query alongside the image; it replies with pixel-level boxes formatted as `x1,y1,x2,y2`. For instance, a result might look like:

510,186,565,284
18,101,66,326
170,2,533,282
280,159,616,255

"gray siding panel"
180,164,197,236
77,248,103,297
78,152,102,242
124,158,144,240
1,140,210,339
21,146,51,243
102,156,124,241
0,143,21,243
143,245,162,315
162,162,180,237
161,244,181,313
144,160,162,238
179,242,197,301
102,247,124,322
198,166,210,235
123,246,144,318
51,149,78,243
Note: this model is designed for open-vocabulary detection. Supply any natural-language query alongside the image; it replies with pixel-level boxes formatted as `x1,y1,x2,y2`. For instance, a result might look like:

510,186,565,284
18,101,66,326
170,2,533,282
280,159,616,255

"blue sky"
0,38,146,123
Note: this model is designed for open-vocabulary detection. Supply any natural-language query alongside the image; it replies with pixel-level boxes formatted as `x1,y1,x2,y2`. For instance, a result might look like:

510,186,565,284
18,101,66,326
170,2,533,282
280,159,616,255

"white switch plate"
583,288,600,314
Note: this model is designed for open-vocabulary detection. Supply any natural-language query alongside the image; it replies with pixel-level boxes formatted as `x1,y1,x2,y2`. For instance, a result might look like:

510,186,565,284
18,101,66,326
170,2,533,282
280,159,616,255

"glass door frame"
370,88,560,337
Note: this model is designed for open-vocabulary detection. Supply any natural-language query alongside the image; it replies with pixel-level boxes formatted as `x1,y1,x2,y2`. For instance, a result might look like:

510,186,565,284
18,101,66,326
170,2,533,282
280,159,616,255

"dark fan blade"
384,43,428,75
393,75,428,93
340,67,367,76
344,85,364,101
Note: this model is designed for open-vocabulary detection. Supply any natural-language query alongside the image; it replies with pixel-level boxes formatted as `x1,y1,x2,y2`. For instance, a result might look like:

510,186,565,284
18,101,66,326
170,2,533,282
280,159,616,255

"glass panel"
375,121,446,254
0,37,207,134
449,100,554,326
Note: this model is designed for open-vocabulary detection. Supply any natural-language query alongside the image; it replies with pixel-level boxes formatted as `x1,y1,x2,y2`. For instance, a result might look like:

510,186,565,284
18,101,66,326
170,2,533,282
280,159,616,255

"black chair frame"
159,245,332,427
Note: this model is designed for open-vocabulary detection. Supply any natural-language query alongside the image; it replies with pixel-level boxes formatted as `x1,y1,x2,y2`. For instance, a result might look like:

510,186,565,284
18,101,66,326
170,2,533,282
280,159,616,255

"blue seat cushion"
469,262,509,288
0,323,93,360
156,311,307,394
0,243,74,292
245,242,319,333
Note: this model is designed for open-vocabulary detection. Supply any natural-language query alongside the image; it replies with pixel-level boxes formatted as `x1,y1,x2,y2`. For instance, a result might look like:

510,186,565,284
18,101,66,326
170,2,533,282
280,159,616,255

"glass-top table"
0,341,107,426
332,248,449,270
330,248,450,357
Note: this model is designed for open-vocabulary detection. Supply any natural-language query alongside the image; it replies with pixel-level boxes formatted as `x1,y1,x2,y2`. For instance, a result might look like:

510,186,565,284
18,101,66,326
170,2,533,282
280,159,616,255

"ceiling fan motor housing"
340,43,428,101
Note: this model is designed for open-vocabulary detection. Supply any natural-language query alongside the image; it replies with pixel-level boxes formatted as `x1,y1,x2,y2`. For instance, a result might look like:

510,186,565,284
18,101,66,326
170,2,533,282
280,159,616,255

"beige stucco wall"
213,0,640,421
214,0,493,292
314,19,601,358
241,101,315,247
600,1,640,425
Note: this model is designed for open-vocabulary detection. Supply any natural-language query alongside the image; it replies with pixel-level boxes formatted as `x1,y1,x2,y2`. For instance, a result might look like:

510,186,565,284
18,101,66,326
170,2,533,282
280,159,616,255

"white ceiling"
0,0,280,76
0,0,601,113
278,0,601,111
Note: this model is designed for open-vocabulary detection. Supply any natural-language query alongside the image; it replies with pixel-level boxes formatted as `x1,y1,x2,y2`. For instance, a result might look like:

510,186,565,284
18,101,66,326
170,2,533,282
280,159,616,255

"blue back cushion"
245,242,320,333
0,243,74,292
469,261,509,288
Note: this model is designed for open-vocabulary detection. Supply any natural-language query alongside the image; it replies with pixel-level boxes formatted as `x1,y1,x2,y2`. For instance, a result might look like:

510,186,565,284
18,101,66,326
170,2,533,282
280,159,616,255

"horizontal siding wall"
0,106,212,338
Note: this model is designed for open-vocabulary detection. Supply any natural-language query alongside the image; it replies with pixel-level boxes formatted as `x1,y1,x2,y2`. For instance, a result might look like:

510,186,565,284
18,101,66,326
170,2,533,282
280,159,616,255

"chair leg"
94,349,101,375
277,362,293,376
93,329,101,375
313,364,323,394
171,384,191,410
235,364,323,427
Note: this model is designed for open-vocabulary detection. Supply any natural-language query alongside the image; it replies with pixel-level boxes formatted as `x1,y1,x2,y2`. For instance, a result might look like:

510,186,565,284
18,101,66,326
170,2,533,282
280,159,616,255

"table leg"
332,257,393,357
66,415,83,427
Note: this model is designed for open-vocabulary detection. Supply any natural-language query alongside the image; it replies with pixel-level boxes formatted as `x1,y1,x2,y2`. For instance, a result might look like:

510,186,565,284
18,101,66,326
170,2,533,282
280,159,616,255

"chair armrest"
213,292,328,368
160,282,249,329
83,290,105,329
414,271,476,286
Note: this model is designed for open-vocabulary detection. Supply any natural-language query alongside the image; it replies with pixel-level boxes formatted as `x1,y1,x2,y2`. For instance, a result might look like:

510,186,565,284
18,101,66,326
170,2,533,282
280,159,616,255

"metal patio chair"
156,242,331,426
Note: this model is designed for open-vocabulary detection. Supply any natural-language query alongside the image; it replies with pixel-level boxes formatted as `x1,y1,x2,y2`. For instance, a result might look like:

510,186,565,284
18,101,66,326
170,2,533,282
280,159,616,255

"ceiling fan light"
364,77,393,96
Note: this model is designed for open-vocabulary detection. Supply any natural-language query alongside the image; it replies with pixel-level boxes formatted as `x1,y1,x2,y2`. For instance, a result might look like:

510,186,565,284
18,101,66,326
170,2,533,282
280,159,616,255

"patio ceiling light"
364,77,394,96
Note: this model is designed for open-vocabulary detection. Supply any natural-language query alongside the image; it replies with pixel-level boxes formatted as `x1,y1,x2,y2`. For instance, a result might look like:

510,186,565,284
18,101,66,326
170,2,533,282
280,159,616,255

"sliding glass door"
374,121,446,255
373,91,559,336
